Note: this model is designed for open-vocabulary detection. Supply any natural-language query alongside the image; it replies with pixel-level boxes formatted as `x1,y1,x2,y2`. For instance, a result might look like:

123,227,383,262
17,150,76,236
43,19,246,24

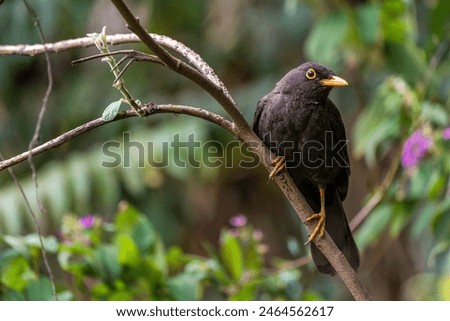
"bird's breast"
259,101,341,185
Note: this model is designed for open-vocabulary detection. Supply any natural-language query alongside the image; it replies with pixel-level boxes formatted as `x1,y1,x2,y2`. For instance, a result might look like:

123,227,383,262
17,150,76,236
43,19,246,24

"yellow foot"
267,156,286,182
304,210,326,245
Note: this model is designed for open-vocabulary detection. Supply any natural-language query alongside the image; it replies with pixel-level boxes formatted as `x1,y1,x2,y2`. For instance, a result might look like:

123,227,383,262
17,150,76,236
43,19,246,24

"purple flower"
443,127,450,140
401,130,432,168
79,215,95,229
229,214,247,227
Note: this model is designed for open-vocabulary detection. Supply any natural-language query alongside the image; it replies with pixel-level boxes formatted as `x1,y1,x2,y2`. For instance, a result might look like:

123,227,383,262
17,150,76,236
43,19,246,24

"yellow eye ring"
306,68,316,80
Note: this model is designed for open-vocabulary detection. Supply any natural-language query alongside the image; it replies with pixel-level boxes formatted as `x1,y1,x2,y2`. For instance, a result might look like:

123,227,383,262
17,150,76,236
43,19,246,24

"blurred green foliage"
0,204,309,300
0,0,449,300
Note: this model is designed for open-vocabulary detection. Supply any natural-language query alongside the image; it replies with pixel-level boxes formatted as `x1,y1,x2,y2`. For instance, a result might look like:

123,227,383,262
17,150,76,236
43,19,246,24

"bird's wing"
327,99,350,200
252,95,267,135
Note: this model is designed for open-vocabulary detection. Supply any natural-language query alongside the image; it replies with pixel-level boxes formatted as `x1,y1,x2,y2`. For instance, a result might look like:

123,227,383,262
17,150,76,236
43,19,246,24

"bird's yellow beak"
320,75,348,87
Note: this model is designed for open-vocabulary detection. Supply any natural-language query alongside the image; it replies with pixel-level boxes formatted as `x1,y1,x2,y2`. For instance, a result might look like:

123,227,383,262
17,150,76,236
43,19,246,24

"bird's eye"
306,68,316,80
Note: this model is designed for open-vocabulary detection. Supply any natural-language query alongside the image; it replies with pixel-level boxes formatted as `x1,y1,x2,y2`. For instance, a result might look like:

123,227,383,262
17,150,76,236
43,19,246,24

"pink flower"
401,130,432,168
253,229,264,241
442,127,450,140
229,214,247,227
79,215,95,229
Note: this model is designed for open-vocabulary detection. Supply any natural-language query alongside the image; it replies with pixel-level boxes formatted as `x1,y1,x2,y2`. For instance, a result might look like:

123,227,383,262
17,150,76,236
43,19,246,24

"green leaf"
438,275,450,300
25,278,53,300
355,203,393,250
102,99,123,121
89,245,121,282
389,202,409,237
117,234,140,267
109,290,134,301
152,236,167,274
432,199,450,239
220,231,243,281
0,188,26,234
0,249,20,269
2,235,29,258
57,290,74,301
57,251,71,270
427,171,446,199
380,0,408,43
0,256,35,292
385,43,426,85
115,204,159,254
353,79,407,166
23,234,59,253
230,282,256,300
262,269,301,298
409,163,432,199
430,0,450,39
353,106,399,166
143,258,166,293
203,246,229,284
285,278,302,300
302,291,322,301
91,282,111,299
115,203,141,234
305,10,349,68
166,246,185,273
410,203,434,239
132,216,155,252
2,291,25,301
110,279,134,301
356,3,380,44
421,102,449,127
167,273,202,300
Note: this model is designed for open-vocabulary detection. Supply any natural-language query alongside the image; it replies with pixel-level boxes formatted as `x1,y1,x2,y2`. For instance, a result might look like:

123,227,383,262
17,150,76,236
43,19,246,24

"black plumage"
253,62,359,275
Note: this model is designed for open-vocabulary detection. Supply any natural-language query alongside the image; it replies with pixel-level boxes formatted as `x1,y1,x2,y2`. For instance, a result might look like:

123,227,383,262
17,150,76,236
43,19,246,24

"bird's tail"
310,189,360,275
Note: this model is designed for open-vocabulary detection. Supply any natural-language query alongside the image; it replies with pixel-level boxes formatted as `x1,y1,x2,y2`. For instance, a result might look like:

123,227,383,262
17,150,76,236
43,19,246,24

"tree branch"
0,33,225,94
0,104,235,172
22,0,58,300
350,148,401,231
71,50,165,67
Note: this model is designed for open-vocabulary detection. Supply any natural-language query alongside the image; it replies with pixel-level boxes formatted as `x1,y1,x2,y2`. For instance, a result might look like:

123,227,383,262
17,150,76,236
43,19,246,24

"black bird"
253,62,359,275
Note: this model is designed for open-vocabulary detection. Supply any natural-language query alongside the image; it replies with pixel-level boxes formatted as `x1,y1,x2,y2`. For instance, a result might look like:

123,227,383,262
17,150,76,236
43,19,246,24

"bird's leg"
268,155,286,182
305,185,326,245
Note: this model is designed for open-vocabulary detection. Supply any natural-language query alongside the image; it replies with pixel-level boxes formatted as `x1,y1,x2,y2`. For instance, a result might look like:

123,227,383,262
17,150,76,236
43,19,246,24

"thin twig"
422,40,449,92
0,33,225,91
22,0,58,301
0,152,56,300
71,49,164,67
0,34,141,56
350,149,401,231
88,28,143,113
0,104,236,172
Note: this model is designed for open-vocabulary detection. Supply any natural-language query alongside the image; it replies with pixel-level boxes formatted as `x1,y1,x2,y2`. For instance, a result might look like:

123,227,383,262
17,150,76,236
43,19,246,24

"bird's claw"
267,156,286,183
304,211,326,245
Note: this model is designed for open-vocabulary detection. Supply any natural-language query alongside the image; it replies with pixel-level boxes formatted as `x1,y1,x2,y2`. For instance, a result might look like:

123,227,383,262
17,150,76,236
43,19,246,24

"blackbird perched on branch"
253,62,359,275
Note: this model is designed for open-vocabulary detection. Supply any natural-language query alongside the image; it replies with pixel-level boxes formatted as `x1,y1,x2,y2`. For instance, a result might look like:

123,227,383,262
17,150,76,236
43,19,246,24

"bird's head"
276,62,348,101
